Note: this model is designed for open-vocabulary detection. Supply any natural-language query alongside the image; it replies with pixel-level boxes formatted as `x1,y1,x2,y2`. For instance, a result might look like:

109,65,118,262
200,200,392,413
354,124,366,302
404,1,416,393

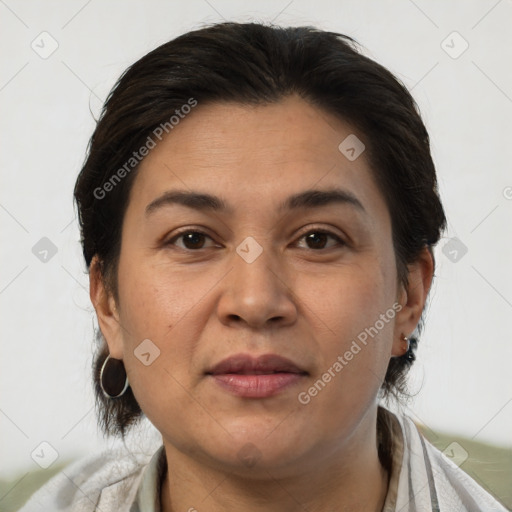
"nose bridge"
217,236,296,327
235,237,277,293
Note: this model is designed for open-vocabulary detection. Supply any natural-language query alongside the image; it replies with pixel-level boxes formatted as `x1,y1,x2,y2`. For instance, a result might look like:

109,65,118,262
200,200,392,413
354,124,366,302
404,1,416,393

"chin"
203,424,312,473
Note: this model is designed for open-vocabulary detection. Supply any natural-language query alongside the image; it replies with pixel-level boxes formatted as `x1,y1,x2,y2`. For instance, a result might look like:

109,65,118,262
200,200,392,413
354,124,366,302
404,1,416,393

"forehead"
129,95,388,223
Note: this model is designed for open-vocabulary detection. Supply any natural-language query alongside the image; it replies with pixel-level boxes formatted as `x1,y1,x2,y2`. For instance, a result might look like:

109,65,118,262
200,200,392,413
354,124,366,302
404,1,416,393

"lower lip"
209,373,305,398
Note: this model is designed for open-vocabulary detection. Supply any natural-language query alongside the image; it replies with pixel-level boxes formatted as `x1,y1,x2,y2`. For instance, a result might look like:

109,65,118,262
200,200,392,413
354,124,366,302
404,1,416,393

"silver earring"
99,354,129,398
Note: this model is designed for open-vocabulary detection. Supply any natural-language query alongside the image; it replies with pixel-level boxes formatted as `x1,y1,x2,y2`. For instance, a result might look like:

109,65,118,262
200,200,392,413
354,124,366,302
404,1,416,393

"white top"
18,408,507,511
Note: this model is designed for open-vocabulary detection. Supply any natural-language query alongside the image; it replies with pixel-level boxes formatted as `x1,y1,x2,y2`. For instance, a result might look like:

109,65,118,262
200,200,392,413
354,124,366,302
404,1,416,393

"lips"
206,353,308,376
206,353,308,398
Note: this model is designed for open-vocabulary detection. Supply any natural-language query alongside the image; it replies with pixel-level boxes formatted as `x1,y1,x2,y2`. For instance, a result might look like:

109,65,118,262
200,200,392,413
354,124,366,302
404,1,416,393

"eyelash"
165,227,346,251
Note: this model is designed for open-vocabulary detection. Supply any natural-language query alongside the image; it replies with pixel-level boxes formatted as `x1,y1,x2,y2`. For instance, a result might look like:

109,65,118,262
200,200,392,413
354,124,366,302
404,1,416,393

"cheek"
317,255,395,338
116,256,211,345
306,252,397,394
295,277,396,443
114,257,223,405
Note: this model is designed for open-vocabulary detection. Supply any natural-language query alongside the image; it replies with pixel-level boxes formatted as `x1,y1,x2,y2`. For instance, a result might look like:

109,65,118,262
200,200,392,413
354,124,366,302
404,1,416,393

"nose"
216,242,298,330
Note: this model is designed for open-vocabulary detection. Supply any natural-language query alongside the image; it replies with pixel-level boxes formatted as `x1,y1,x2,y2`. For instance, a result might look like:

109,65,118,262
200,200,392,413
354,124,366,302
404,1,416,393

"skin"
91,95,433,512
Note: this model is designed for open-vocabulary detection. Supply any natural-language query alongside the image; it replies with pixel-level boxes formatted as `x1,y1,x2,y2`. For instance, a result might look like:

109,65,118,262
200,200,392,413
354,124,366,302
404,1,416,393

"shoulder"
18,446,154,512
392,410,508,511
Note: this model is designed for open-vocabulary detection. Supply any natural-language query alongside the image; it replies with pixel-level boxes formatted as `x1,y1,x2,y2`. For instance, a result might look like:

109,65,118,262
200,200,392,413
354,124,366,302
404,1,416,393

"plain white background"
1,0,511,480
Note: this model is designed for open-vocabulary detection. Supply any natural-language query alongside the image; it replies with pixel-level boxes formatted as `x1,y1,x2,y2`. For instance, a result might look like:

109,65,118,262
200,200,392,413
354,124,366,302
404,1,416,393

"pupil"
184,232,204,248
307,232,327,249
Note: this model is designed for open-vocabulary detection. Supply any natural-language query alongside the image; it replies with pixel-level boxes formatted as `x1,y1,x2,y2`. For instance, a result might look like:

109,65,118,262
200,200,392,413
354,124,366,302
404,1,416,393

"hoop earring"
100,354,129,398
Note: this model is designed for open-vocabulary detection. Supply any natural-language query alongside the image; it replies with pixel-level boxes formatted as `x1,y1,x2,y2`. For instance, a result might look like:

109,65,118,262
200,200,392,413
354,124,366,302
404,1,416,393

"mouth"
205,353,308,398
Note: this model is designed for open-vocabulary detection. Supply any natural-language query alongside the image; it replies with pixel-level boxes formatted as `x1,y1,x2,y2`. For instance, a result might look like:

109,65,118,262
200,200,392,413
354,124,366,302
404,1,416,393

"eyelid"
293,225,347,248
165,227,218,248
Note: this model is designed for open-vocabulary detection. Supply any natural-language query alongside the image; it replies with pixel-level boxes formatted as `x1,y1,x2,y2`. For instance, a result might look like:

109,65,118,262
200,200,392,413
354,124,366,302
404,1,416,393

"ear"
89,256,124,359
392,246,434,356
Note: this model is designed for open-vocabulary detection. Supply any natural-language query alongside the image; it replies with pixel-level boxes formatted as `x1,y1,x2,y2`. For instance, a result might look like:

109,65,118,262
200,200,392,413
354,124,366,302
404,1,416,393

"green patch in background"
417,425,512,511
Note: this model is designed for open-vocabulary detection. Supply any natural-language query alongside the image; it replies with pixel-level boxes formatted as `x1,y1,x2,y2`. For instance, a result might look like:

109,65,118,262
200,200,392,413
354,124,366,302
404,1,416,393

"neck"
160,408,389,512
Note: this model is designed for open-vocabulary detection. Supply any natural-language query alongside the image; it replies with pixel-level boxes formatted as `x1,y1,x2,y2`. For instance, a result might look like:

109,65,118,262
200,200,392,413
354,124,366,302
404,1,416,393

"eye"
165,228,345,251
295,229,346,250
166,230,217,250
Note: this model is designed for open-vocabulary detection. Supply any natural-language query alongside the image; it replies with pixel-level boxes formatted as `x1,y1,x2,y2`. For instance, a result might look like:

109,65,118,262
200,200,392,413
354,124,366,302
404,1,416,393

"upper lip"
206,353,308,375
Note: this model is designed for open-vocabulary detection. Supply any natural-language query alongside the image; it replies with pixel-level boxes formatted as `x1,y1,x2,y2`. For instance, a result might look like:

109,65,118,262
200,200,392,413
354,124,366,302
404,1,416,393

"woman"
20,21,507,512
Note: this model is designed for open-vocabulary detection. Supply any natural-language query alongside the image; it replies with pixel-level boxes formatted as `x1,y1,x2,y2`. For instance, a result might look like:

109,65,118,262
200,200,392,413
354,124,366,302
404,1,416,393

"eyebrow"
145,188,367,216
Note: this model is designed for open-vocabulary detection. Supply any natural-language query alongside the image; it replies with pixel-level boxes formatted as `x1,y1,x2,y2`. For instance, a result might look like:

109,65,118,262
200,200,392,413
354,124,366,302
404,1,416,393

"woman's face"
94,95,429,476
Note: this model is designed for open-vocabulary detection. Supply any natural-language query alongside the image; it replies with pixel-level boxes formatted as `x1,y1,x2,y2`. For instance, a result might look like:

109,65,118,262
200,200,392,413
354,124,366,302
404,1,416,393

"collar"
130,444,167,512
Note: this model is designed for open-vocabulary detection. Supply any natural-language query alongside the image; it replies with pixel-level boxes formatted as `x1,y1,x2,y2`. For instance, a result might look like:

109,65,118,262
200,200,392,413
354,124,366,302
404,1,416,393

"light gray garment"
18,408,508,511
